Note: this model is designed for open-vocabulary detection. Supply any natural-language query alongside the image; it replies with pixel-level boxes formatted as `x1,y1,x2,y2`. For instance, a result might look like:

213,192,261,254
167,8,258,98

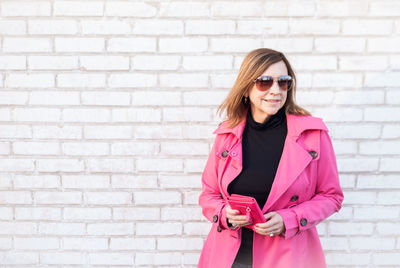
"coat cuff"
275,208,300,239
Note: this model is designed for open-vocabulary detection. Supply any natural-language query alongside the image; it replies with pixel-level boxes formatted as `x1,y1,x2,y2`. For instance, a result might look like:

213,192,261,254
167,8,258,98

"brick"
134,191,181,205
182,125,215,139
33,125,81,139
112,175,157,189
81,91,130,106
354,206,399,219
63,238,108,250
29,20,77,34
0,159,34,171
326,253,370,265
184,222,211,236
0,20,25,34
136,222,181,235
41,252,85,265
373,253,400,265
112,108,161,122
160,37,207,52
290,55,337,71
7,73,54,88
89,253,134,265
339,55,388,70
317,1,368,16
35,191,81,204
62,143,109,156
134,125,182,139
108,37,156,52
331,140,357,155
62,175,109,189
15,207,61,220
0,91,28,105
360,141,400,155
184,252,200,265
320,237,349,251
109,73,157,88
80,56,129,70
84,125,131,139
106,2,157,17
30,91,80,105
0,56,26,70
159,175,202,188
133,55,180,70
14,237,59,250
377,222,400,235
377,192,400,205
184,191,201,205
313,73,362,88
343,19,392,35
13,141,59,155
327,206,352,220
329,125,380,139
1,1,51,16
36,159,84,172
342,191,376,205
136,158,183,171
0,252,38,265
313,108,362,122
113,207,160,220
111,142,159,155
133,19,183,35
55,38,104,52
38,222,85,235
161,141,209,156
160,2,209,17
365,107,400,121
330,222,373,235
132,91,181,106
212,1,262,17
290,19,340,34
183,55,233,70
87,223,133,235
28,56,78,70
82,20,130,34
58,73,106,87
63,108,109,122
87,158,134,173
160,73,208,88
211,38,261,52
365,72,400,87
110,238,155,250
334,90,384,105
4,37,51,52
369,1,400,16
0,191,31,204
157,238,203,250
15,108,60,122
185,158,207,173
186,20,235,35
294,91,334,105
315,38,365,52
263,38,313,53
162,207,203,221
369,37,400,52
0,238,12,249
84,192,131,205
54,1,103,16
0,207,13,220
357,175,400,189
387,90,400,104
64,208,111,220
135,252,181,265
0,222,36,235
163,107,211,122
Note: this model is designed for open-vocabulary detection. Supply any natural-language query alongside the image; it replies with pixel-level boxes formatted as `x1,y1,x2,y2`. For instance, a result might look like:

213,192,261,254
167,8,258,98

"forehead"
261,60,288,76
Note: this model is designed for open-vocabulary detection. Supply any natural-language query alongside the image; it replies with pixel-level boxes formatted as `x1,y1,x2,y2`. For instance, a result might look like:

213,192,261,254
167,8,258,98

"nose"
269,81,281,94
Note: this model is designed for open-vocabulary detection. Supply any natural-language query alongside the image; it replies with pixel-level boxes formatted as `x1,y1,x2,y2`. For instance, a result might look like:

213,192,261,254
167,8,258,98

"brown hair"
217,48,311,128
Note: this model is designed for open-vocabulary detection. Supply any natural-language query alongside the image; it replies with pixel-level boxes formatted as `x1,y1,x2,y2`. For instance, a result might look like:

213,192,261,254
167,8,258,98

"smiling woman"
198,48,344,268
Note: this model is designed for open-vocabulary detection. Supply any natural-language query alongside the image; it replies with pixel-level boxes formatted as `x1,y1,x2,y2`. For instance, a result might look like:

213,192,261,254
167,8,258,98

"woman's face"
246,60,288,123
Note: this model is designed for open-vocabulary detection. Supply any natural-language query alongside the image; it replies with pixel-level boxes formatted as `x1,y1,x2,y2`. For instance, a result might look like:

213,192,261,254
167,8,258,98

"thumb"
263,212,275,221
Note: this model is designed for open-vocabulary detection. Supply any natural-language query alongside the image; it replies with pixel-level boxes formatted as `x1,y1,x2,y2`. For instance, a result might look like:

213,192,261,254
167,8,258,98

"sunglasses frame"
253,75,293,91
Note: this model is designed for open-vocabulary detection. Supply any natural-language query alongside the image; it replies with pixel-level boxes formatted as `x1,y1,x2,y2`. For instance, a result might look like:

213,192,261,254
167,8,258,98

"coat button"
300,218,307,226
291,195,299,202
219,193,222,198
309,150,318,159
221,150,229,157
217,226,222,232
213,215,218,223
231,151,237,157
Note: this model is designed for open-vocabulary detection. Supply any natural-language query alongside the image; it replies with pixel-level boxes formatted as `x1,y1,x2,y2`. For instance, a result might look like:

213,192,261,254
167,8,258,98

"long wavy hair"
217,48,311,128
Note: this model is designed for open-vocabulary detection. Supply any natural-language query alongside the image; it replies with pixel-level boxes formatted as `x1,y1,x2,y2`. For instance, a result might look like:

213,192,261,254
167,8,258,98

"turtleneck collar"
247,106,286,130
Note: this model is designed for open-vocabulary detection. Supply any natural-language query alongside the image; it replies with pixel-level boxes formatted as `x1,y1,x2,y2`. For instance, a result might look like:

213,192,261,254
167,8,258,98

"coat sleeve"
276,129,344,240
198,134,231,230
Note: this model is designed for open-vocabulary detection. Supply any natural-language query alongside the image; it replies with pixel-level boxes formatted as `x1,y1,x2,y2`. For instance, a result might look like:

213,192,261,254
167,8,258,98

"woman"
198,48,344,268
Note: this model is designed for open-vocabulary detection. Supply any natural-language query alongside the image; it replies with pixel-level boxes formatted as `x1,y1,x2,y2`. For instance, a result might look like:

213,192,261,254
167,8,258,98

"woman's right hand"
226,205,251,228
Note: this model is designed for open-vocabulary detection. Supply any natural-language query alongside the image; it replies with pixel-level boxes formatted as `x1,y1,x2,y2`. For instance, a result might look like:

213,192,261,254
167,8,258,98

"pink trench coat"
198,112,344,268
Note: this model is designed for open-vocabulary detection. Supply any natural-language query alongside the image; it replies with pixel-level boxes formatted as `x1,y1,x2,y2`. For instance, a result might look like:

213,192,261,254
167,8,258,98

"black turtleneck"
227,106,288,265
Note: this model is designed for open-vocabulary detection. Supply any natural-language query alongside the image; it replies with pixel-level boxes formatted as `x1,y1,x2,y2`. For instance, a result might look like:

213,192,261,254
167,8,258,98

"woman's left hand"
254,211,286,237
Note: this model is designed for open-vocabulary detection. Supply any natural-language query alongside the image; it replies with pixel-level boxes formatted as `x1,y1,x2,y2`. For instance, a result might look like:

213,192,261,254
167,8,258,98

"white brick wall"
0,0,399,267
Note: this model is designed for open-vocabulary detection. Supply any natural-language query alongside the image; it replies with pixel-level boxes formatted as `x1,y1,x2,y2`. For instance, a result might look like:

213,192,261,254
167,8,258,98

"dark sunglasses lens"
278,79,291,90
256,78,273,91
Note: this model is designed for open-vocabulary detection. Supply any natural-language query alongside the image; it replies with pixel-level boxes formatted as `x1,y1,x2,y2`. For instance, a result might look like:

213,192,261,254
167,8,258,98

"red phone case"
227,194,266,230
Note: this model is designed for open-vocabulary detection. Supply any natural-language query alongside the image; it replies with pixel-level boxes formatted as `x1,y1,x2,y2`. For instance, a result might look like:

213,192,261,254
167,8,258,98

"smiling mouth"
263,99,280,102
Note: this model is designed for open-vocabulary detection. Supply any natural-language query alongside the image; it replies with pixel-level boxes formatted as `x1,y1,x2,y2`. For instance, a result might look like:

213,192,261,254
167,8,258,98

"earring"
243,96,249,104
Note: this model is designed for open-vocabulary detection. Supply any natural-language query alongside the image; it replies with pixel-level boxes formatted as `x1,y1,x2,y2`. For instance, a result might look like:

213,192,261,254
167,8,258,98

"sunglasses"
253,75,292,91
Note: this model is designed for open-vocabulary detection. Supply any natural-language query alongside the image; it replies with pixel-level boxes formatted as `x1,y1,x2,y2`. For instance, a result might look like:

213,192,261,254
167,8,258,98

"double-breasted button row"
291,195,299,202
221,150,229,157
300,218,307,226
309,150,318,159
213,215,218,223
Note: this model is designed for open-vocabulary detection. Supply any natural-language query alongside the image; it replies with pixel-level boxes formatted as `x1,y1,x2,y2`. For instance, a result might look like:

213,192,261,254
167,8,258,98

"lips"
264,99,280,102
